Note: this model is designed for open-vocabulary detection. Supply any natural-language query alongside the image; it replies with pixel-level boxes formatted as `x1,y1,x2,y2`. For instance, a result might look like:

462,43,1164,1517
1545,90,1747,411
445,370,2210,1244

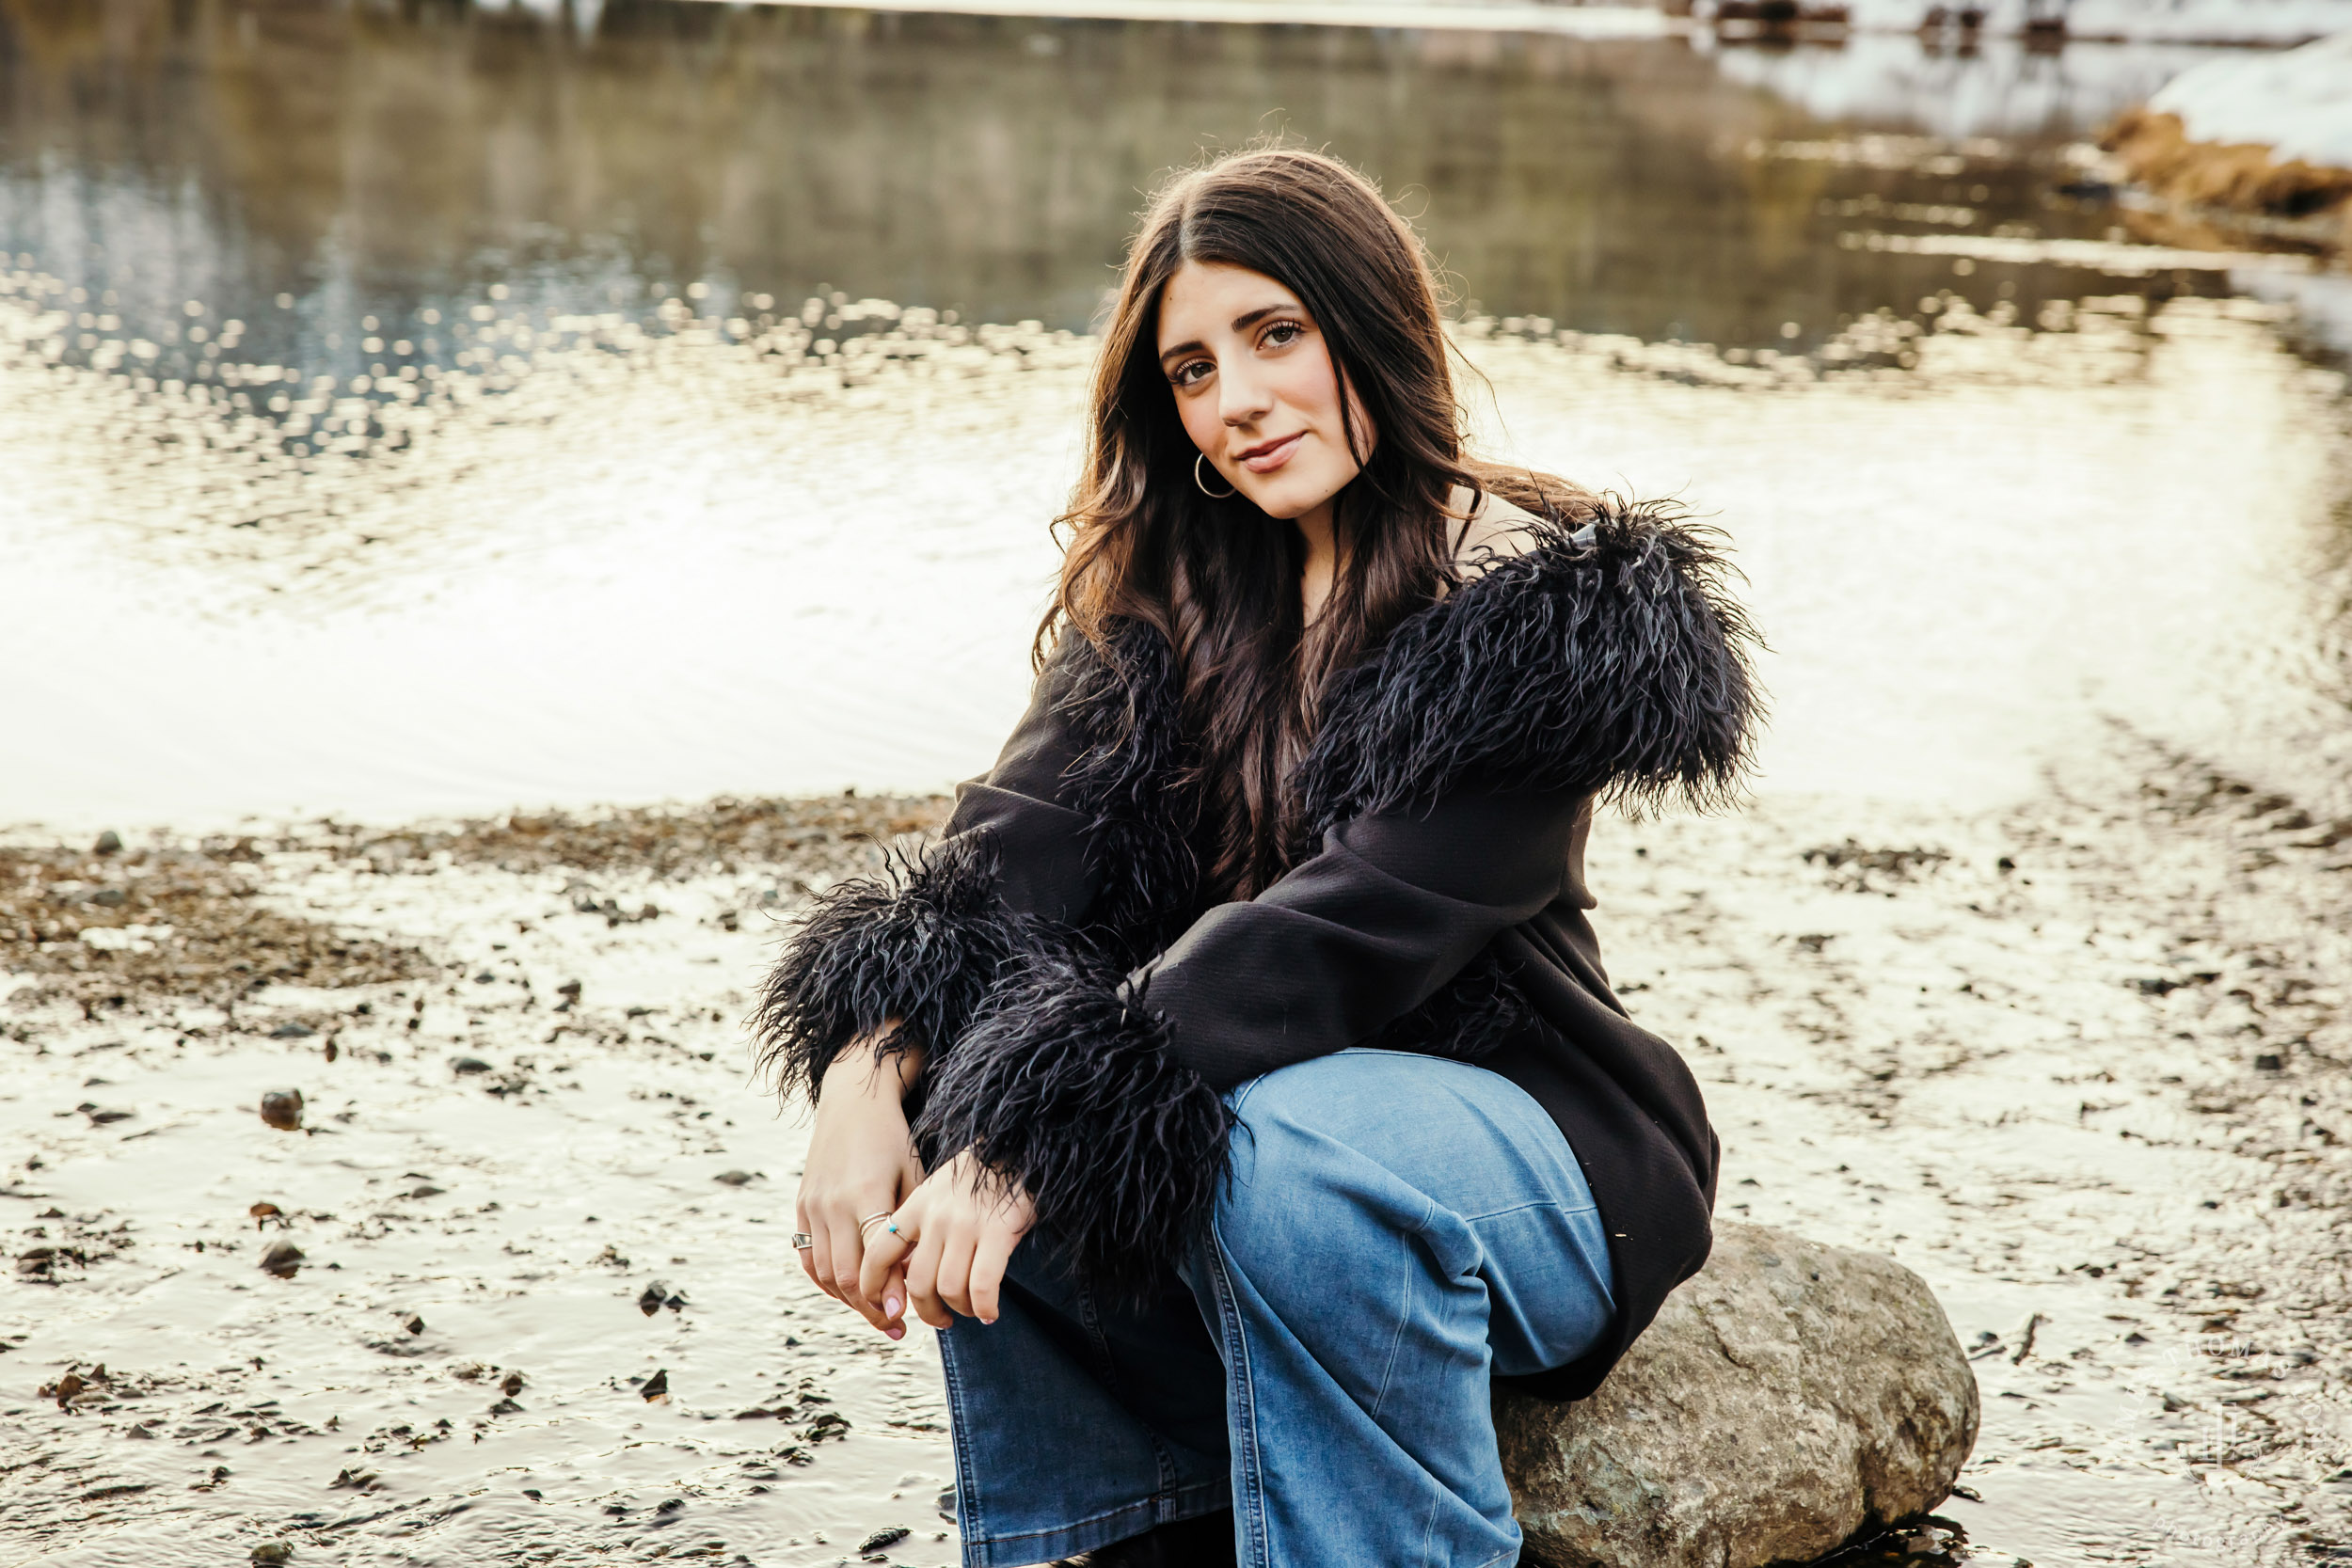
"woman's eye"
1171,360,1210,388
1263,321,1303,347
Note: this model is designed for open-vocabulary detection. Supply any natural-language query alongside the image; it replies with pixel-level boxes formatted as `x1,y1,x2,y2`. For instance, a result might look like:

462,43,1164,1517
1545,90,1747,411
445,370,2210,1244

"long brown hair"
1043,147,1493,899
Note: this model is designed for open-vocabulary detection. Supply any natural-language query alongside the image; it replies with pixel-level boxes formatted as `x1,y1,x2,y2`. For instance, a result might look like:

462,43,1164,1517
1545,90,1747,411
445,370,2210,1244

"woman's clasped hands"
793,1033,1035,1338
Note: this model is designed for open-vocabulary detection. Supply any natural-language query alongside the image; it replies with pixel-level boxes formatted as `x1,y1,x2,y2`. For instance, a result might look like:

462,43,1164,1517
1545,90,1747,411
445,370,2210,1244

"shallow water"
4,0,2347,831
5,5,2352,1567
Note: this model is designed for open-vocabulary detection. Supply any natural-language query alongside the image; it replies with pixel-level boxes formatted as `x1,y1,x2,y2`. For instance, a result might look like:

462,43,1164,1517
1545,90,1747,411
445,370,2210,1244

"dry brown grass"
2101,107,2352,249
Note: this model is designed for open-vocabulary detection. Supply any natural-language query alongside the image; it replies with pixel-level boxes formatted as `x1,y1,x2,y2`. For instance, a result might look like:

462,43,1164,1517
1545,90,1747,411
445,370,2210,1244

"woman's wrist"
819,1025,925,1104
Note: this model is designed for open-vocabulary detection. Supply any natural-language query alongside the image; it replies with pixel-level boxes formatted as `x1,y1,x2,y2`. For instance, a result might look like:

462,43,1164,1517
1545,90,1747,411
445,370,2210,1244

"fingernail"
980,1315,996,1326
884,1294,901,1318
885,1325,905,1340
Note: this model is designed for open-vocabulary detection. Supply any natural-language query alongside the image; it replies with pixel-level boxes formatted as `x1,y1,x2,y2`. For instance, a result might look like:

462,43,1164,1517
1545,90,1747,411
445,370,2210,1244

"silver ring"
857,1211,895,1235
789,1232,814,1250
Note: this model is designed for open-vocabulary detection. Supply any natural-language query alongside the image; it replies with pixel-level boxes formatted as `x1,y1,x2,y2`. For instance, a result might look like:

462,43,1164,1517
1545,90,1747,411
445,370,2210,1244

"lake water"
4,1,2347,833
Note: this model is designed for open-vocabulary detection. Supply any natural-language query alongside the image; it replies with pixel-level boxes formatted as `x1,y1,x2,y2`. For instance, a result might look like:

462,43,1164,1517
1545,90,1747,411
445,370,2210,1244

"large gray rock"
1498,1222,1978,1568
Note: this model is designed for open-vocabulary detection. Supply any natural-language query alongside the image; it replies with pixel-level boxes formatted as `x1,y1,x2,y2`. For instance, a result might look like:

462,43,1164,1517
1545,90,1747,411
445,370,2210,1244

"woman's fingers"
823,1213,869,1313
810,1196,905,1334
793,1200,828,1292
966,1223,1019,1326
904,1225,955,1329
859,1212,916,1309
803,1224,840,1304
934,1225,981,1320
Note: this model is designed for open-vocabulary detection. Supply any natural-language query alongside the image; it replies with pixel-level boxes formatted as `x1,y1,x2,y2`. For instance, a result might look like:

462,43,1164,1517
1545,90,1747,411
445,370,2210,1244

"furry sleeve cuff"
913,953,1233,1294
751,830,1034,1101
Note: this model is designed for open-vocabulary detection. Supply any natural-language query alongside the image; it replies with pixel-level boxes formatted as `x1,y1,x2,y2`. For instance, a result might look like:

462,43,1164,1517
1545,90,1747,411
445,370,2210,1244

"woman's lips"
1236,432,1304,474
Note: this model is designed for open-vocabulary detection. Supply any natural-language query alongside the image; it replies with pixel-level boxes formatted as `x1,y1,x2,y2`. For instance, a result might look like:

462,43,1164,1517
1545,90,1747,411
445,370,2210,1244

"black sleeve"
1134,786,1578,1089
749,653,1100,1102
914,785,1578,1294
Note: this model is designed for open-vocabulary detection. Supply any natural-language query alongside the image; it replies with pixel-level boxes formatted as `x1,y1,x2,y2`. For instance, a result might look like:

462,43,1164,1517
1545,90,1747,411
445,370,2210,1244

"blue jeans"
935,1049,1616,1568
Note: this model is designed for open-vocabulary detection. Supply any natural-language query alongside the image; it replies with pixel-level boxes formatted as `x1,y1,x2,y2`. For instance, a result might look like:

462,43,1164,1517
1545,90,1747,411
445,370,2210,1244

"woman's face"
1154,260,1369,521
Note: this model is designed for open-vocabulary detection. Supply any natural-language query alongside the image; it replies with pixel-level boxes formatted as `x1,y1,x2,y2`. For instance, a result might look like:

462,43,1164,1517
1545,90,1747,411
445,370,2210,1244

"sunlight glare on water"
3,276,2344,830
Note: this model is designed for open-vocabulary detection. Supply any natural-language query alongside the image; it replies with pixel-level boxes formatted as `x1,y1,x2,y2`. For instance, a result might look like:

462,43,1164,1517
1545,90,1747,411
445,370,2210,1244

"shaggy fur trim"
1292,497,1763,837
1052,623,1205,960
913,951,1233,1295
750,831,1036,1101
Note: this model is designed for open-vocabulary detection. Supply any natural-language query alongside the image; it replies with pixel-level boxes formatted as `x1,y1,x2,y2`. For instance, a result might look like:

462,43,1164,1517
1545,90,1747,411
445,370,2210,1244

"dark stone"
259,1241,305,1278
259,1090,304,1132
452,1057,494,1075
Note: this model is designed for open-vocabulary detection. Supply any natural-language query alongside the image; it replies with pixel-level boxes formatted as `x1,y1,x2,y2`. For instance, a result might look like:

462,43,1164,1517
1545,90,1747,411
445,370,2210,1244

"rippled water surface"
4,0,2346,829
5,5,2352,1567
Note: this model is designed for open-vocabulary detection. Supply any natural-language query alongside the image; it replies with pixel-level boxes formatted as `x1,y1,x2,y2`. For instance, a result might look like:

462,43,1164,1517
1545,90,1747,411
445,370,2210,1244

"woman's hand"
796,1031,928,1339
860,1148,1036,1330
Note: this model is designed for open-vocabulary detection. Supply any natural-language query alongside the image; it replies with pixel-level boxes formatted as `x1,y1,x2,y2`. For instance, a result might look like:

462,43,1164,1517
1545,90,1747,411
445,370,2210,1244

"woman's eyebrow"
1157,303,1305,366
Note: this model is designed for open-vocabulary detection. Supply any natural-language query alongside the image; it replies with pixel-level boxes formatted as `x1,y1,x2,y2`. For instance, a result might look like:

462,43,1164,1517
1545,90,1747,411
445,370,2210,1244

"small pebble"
259,1090,304,1132
260,1241,305,1278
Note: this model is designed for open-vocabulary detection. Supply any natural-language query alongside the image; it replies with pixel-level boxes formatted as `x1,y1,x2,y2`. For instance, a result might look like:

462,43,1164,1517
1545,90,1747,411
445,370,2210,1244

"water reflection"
0,0,2254,362
0,0,2345,839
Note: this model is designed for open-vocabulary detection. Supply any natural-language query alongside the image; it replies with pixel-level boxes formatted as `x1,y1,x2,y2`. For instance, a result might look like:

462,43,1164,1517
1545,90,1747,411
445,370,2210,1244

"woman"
755,148,1757,1568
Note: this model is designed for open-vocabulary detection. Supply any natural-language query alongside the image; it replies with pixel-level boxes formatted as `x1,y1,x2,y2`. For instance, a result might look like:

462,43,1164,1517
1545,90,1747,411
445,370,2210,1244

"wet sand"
5,744,2349,1567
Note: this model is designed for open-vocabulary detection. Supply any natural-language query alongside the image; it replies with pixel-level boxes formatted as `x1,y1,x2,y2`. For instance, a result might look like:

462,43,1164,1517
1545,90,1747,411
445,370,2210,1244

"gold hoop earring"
1194,452,1236,499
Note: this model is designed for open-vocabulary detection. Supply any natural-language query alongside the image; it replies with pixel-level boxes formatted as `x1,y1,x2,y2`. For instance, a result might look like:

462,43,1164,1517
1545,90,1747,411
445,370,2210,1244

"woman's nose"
1219,359,1274,426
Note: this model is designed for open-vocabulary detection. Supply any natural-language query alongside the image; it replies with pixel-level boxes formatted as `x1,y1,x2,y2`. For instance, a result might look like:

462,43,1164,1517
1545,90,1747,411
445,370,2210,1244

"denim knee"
1216,1055,1435,1282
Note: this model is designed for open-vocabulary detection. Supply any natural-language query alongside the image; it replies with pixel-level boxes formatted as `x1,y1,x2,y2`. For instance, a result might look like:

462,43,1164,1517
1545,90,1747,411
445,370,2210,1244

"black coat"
755,499,1761,1401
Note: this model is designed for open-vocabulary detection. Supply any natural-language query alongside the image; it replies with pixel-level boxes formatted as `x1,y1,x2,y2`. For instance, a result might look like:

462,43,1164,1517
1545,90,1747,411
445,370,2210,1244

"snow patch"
2151,30,2352,168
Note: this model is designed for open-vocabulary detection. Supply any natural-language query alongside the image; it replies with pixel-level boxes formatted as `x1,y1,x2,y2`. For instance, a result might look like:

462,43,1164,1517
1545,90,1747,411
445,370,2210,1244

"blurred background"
4,0,2347,832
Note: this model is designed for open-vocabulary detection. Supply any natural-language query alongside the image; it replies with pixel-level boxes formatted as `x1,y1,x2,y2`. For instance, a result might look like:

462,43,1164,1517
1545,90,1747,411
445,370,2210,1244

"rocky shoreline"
2,745,2348,1564
2099,32,2352,257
